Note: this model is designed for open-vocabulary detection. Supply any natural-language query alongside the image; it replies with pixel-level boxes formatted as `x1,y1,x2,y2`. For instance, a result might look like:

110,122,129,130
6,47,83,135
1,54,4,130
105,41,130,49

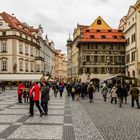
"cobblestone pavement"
0,90,75,140
79,91,140,140
0,89,140,140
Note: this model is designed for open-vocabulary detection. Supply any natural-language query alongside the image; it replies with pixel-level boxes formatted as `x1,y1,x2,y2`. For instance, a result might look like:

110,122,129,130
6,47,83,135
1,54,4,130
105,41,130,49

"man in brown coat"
130,83,140,109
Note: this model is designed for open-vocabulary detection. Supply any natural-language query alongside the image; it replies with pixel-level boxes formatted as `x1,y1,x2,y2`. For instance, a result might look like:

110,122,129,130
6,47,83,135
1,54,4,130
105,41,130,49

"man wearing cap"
29,81,44,117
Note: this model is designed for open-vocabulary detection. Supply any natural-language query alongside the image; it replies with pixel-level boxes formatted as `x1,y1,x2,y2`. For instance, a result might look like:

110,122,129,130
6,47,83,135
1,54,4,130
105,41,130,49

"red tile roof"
1,12,38,36
79,29,126,43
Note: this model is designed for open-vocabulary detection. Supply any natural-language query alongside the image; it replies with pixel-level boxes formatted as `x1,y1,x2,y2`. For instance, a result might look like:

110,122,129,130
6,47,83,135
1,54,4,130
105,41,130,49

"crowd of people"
65,81,140,109
1,79,139,118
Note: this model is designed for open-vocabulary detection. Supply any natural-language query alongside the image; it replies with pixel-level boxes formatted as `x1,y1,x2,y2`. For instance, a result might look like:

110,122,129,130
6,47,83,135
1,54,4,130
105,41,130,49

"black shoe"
44,112,48,116
40,112,44,117
28,115,34,117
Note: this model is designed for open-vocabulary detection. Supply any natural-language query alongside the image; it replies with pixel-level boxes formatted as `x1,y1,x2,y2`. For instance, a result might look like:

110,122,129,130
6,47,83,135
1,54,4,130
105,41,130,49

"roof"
0,12,38,36
79,29,126,43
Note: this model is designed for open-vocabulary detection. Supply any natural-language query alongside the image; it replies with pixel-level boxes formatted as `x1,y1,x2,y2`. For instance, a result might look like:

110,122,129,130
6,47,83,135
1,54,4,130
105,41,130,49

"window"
25,60,29,72
131,33,136,43
101,35,106,38
97,19,101,25
19,42,23,54
101,67,105,74
36,64,40,72
108,30,112,32
86,30,89,32
113,35,117,39
1,58,7,71
1,40,7,52
95,44,98,49
90,35,94,38
25,44,28,55
86,56,90,62
101,56,105,62
30,47,33,56
19,59,23,71
97,30,100,32
30,62,34,72
131,51,135,62
126,54,130,63
94,56,97,62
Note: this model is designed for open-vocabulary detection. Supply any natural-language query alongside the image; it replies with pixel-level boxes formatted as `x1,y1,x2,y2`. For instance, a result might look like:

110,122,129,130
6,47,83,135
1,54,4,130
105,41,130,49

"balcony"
35,56,44,61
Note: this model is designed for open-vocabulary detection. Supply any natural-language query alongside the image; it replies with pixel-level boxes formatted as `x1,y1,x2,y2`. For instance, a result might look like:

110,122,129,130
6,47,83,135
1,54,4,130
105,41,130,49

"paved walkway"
0,89,140,140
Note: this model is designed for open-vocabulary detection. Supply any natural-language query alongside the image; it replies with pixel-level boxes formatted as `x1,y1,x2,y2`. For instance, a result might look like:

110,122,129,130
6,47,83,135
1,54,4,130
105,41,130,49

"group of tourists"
17,81,50,117
65,81,140,109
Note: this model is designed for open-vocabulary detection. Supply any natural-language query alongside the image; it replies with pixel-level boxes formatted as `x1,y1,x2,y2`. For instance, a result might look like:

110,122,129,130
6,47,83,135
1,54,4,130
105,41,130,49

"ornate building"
119,0,140,82
68,17,126,82
0,12,56,78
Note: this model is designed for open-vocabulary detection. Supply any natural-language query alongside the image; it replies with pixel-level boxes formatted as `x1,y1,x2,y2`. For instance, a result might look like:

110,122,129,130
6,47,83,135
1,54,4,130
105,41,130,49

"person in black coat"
41,82,50,115
116,85,124,107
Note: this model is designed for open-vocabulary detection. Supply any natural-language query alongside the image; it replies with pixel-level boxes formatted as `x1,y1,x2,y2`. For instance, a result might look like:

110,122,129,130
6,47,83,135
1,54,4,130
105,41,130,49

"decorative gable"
88,16,111,30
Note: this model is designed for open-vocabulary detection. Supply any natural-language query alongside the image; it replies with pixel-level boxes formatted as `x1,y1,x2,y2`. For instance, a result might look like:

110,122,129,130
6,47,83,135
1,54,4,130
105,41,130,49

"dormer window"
97,30,100,32
108,30,112,32
86,29,90,32
0,22,3,26
101,35,106,38
113,35,117,39
90,35,94,38
97,19,101,25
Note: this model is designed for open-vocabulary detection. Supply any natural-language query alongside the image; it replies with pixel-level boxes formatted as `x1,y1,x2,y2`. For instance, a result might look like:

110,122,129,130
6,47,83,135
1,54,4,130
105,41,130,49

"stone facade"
68,17,126,82
0,12,56,78
119,1,140,82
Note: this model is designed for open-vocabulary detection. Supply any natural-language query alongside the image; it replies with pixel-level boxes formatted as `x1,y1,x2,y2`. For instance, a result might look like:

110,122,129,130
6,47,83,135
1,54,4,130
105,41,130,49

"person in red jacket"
29,81,44,117
17,82,25,103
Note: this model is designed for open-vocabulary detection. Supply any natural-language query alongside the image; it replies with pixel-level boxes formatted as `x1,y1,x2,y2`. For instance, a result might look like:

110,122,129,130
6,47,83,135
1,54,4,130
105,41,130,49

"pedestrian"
58,83,64,98
17,81,25,103
101,85,108,102
110,85,117,104
66,82,72,97
1,82,6,92
29,81,44,117
41,82,50,115
130,83,140,109
116,85,124,107
71,83,75,101
23,88,29,103
87,82,95,103
75,82,82,101
52,83,57,97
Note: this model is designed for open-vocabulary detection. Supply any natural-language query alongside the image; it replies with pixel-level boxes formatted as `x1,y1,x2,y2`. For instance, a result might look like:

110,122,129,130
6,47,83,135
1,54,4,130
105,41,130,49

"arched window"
1,58,8,71
1,40,7,52
97,19,102,25
19,59,23,71
25,60,29,72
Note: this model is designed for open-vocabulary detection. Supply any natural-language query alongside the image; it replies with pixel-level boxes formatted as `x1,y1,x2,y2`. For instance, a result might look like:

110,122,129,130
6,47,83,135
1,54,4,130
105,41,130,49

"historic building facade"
0,12,56,78
55,50,67,80
119,0,140,81
68,17,126,81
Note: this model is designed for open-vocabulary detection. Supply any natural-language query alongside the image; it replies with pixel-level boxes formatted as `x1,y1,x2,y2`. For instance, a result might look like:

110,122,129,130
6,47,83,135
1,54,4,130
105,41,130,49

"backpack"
71,87,75,93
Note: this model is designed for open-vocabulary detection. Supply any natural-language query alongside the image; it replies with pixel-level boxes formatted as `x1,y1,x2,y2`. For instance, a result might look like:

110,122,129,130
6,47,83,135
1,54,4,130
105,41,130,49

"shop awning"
0,74,43,81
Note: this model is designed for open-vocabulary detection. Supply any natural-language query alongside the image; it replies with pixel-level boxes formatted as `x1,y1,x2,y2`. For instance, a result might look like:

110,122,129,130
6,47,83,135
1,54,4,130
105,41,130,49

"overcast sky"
0,0,136,53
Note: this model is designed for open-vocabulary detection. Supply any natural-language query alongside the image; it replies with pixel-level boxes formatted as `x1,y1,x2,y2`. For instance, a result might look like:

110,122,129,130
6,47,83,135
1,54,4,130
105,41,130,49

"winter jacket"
17,84,25,95
130,87,139,99
101,87,108,95
41,86,50,102
29,84,40,101
110,87,117,98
